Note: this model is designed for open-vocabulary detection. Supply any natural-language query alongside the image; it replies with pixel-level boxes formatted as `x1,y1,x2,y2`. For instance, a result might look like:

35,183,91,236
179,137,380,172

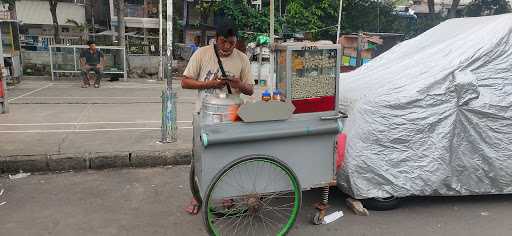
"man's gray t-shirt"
80,49,104,65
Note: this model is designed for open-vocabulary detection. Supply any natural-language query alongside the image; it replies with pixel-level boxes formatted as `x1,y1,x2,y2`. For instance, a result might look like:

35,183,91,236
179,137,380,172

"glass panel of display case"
290,49,337,100
276,50,288,98
289,47,337,114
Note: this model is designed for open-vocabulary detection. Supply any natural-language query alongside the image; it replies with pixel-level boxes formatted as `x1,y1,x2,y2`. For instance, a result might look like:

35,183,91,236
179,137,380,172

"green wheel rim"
205,158,301,236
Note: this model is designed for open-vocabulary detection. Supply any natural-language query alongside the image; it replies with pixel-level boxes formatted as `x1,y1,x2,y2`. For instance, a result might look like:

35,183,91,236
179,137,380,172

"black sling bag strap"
213,44,232,94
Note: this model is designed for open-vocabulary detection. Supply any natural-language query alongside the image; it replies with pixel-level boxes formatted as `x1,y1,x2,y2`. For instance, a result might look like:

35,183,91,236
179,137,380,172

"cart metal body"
191,42,343,234
193,112,342,198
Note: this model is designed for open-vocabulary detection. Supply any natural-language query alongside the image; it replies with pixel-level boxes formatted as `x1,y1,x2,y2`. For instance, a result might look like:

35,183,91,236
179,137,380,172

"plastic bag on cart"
337,14,512,199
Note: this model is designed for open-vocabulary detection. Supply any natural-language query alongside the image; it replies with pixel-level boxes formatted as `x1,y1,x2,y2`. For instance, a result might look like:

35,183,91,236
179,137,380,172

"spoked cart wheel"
203,156,302,236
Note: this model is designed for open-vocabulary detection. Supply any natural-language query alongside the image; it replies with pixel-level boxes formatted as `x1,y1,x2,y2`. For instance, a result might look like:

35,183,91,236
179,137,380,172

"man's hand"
82,64,90,71
96,64,104,70
205,79,226,89
227,77,242,90
227,77,253,95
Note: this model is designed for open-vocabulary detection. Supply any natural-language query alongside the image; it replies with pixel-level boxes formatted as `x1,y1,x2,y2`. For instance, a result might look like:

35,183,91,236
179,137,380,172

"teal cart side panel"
197,133,337,197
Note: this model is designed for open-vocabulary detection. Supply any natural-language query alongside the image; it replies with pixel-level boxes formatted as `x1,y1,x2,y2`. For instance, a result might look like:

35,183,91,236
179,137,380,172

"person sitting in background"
80,40,105,88
190,36,201,55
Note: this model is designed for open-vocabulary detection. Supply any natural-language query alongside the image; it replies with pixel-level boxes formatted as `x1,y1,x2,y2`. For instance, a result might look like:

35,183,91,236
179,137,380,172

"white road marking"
0,121,192,126
8,83,53,102
0,127,193,133
17,97,196,99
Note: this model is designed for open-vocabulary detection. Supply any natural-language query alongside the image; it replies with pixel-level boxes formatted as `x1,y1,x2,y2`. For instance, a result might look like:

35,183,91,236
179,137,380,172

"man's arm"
79,58,87,70
181,76,226,90
98,52,106,68
98,56,105,68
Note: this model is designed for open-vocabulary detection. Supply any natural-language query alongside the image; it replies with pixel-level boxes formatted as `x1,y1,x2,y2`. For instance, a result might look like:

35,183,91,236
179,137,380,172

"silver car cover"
337,14,512,199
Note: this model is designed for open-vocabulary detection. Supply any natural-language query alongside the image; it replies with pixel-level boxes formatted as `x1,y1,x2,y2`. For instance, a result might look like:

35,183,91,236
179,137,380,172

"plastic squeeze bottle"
262,90,271,102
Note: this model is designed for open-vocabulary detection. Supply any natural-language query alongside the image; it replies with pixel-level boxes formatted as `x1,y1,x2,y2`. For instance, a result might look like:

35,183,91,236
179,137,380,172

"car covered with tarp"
337,14,512,209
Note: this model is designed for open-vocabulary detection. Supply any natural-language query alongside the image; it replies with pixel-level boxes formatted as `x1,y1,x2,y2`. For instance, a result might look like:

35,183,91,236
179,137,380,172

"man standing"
181,26,254,113
182,25,254,215
80,41,105,88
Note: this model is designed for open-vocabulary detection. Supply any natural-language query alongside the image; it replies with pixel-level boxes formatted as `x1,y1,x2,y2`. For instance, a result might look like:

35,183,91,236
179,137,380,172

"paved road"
1,167,511,236
0,80,194,157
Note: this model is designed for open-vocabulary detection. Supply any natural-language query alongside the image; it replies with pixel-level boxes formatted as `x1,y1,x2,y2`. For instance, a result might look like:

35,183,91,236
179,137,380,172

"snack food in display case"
275,41,341,114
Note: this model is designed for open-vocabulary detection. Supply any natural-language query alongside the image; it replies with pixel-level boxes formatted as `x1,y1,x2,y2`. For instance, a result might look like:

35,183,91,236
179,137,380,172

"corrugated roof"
16,1,85,26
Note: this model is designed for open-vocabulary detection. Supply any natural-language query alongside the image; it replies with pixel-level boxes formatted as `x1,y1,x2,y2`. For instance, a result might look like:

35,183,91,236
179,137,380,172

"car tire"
361,197,402,211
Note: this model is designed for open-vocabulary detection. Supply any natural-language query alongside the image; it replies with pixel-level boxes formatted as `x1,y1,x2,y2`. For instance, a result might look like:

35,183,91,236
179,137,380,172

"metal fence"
49,45,127,80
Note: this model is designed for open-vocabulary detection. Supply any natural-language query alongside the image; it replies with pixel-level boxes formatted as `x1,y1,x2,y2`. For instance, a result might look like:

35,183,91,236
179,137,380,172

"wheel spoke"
205,158,300,236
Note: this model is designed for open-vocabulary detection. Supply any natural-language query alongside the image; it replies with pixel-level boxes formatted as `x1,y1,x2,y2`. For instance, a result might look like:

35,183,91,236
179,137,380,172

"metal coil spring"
322,186,330,205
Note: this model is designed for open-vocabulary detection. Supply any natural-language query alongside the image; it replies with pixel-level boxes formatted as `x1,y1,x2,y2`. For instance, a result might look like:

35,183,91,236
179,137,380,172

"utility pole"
160,0,177,143
269,0,275,91
336,0,343,44
159,0,163,81
116,0,126,47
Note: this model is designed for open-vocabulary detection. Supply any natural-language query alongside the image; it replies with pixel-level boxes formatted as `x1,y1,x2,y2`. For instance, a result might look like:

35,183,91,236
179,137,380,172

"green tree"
214,0,412,42
283,0,338,39
0,0,14,8
214,0,270,42
196,1,218,46
464,0,512,17
48,0,61,44
66,19,89,44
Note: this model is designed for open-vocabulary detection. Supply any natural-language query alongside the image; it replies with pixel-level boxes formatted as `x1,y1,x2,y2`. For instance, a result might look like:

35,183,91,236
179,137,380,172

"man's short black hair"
216,27,237,39
87,40,96,46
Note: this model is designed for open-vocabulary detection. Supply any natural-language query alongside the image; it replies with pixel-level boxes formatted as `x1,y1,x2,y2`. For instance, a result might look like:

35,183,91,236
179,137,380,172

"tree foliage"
212,0,408,42
464,0,512,17
0,0,15,11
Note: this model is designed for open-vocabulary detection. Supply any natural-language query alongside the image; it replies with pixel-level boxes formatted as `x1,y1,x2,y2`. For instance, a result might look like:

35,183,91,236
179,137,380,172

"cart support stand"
312,186,331,225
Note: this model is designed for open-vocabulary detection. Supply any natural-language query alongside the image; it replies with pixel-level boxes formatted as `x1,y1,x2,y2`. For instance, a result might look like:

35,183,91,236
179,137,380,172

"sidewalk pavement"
0,78,196,173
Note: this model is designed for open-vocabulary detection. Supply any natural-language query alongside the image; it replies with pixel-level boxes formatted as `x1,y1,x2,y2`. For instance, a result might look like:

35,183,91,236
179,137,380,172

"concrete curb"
0,149,192,174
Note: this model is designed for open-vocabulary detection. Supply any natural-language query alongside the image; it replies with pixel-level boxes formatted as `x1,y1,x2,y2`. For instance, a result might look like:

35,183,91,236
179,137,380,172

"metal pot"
201,93,243,124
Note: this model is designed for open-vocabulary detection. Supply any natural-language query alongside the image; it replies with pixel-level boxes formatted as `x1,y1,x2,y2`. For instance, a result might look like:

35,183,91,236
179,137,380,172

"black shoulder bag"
213,44,232,94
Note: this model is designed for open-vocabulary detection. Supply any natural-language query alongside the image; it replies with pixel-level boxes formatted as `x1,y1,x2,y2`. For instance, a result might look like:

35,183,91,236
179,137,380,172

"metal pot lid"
203,94,242,106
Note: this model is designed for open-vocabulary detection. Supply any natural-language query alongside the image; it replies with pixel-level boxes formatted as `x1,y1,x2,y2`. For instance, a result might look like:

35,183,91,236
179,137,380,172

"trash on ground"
0,188,4,196
322,210,344,224
481,211,490,216
9,171,31,180
0,202,6,207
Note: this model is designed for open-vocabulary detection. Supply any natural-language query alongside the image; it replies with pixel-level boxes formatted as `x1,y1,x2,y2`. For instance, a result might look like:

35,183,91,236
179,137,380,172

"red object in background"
292,96,335,114
336,133,347,171
0,79,4,97
341,66,355,73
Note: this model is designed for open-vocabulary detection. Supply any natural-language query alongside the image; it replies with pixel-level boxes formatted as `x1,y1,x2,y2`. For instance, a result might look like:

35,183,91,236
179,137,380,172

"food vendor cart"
190,41,345,235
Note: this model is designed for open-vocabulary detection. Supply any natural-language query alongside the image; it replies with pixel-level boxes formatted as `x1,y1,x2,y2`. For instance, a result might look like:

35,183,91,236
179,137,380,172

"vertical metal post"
166,0,173,90
279,0,282,17
159,0,163,81
336,0,343,44
123,47,127,80
0,26,6,113
257,46,262,83
160,0,177,143
377,0,380,33
73,47,77,71
50,46,55,81
269,0,275,91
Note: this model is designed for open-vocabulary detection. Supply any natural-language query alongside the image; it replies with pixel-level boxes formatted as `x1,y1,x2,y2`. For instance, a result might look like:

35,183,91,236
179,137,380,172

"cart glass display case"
275,42,341,114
